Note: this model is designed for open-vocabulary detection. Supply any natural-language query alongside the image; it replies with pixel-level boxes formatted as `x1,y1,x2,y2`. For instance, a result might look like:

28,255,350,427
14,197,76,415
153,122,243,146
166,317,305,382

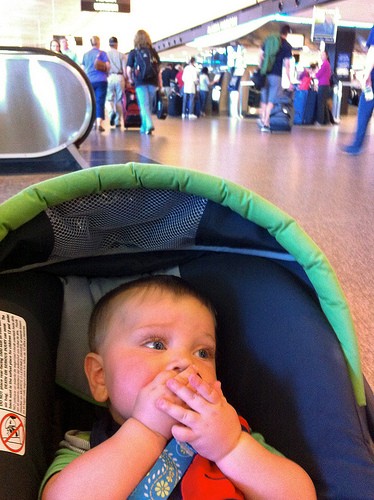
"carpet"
0,149,157,175
80,149,158,167
0,148,83,175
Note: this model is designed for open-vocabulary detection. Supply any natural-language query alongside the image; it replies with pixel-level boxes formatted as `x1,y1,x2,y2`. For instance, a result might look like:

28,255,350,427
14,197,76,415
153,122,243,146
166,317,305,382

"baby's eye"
196,348,214,359
144,339,166,350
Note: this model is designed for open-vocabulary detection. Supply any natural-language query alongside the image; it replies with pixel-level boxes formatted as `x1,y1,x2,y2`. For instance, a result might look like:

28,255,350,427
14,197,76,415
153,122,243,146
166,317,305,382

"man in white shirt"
182,57,199,119
106,36,126,128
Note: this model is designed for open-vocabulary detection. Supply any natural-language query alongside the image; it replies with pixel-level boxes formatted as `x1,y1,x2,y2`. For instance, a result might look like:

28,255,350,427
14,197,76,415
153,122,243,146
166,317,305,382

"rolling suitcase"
168,92,182,116
294,89,317,125
270,91,293,132
294,89,308,125
123,87,142,129
303,90,317,124
156,91,168,119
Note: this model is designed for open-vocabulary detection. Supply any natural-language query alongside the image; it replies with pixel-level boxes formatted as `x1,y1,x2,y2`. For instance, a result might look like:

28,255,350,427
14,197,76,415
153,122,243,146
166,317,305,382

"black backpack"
134,48,159,81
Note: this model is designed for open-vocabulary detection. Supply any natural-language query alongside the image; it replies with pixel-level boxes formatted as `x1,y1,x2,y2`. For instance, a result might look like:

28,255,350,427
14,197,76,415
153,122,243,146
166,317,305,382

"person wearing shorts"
259,25,293,132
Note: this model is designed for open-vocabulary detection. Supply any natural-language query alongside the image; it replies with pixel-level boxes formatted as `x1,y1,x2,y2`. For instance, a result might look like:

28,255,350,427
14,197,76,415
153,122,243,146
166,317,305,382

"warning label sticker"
0,311,27,455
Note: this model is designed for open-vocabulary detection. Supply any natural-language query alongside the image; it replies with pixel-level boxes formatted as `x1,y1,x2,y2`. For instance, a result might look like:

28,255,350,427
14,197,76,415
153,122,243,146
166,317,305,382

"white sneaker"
189,114,197,120
181,113,186,119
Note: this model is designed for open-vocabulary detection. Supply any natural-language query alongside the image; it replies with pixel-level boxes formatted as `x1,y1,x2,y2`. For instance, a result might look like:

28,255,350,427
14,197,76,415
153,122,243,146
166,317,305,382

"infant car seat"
0,164,373,499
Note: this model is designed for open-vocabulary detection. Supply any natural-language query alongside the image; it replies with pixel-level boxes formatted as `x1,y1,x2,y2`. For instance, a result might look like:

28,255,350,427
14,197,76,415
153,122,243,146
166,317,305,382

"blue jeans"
350,93,374,150
135,84,156,133
182,93,195,115
200,91,209,113
92,81,108,119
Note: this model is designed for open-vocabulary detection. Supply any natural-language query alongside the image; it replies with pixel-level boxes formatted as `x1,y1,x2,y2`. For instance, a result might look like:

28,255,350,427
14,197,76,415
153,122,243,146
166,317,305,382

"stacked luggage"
269,91,294,132
122,86,142,129
168,92,183,116
293,89,317,125
168,82,183,117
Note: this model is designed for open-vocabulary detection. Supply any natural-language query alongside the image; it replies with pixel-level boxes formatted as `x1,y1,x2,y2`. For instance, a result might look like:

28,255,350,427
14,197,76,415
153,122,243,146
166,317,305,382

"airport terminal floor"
1,108,373,389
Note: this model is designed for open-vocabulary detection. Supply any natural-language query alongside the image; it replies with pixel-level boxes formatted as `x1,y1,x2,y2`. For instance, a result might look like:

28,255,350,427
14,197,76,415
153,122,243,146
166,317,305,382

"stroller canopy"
0,163,372,499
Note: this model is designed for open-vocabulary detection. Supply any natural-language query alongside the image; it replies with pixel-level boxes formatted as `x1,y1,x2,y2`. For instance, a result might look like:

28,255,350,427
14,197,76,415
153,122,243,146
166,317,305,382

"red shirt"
181,416,250,499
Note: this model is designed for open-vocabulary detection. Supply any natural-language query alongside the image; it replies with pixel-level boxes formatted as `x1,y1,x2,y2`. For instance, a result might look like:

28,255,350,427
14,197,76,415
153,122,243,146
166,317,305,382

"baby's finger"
156,396,198,428
188,373,221,404
173,365,197,386
166,378,209,413
171,424,196,444
153,369,181,385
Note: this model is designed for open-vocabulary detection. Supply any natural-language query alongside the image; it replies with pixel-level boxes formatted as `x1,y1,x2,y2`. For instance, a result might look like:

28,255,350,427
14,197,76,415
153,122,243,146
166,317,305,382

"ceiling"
0,0,372,59
0,0,255,49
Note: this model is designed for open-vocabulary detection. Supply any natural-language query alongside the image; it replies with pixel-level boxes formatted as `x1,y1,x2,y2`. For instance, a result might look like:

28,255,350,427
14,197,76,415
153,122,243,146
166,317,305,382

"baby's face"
97,288,217,423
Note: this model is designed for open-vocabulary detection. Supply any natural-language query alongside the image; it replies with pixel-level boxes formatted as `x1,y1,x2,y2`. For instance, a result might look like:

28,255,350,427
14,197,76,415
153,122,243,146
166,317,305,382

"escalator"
0,47,95,172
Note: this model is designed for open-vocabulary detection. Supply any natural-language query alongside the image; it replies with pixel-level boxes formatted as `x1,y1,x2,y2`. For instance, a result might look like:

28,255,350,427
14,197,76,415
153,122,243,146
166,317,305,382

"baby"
41,275,316,499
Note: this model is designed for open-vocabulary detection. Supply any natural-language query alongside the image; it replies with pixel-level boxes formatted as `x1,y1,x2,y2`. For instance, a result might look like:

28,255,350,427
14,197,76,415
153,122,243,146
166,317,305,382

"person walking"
126,29,160,135
106,36,126,128
259,24,293,132
82,36,110,132
342,24,374,155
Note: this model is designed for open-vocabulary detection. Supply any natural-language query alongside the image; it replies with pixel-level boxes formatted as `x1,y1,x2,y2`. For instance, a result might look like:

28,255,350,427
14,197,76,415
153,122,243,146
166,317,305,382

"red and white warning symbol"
1,412,25,454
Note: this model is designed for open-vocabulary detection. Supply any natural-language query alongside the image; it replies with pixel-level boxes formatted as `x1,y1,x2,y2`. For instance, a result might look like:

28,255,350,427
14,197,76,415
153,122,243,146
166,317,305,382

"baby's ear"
84,353,109,403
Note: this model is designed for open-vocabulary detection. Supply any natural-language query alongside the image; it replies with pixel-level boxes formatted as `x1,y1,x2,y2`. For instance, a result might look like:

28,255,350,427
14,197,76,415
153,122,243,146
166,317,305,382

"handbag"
94,52,107,72
251,69,266,90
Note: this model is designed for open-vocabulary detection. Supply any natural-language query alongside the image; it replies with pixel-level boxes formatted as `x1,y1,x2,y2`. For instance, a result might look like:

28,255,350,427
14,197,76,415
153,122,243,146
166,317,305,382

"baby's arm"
42,417,166,500
42,370,180,500
158,369,316,500
215,429,316,499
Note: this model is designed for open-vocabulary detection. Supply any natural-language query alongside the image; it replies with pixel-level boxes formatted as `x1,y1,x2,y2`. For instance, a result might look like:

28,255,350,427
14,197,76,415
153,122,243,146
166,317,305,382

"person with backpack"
126,29,160,135
258,24,293,132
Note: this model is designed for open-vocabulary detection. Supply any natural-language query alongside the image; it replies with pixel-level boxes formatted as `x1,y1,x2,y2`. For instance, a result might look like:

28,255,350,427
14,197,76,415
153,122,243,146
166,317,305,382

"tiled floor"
0,109,373,391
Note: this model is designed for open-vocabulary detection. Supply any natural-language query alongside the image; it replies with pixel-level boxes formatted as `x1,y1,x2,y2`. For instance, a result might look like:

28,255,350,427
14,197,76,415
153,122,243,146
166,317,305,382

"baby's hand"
132,370,184,439
156,367,242,462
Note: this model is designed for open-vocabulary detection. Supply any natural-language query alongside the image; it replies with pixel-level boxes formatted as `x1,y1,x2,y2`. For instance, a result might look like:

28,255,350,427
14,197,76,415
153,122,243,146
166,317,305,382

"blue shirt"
82,48,109,83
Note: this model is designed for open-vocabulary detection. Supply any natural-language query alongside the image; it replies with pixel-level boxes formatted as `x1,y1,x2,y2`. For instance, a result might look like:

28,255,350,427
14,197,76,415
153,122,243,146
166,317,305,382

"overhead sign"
207,16,238,35
81,0,130,13
311,7,338,44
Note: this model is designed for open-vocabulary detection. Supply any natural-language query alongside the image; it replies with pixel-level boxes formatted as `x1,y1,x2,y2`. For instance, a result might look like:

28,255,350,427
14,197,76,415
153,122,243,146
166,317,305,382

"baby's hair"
88,275,217,352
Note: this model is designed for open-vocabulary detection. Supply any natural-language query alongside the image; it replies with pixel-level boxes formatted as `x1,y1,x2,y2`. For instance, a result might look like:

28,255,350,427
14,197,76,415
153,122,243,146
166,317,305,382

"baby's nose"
167,351,193,373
